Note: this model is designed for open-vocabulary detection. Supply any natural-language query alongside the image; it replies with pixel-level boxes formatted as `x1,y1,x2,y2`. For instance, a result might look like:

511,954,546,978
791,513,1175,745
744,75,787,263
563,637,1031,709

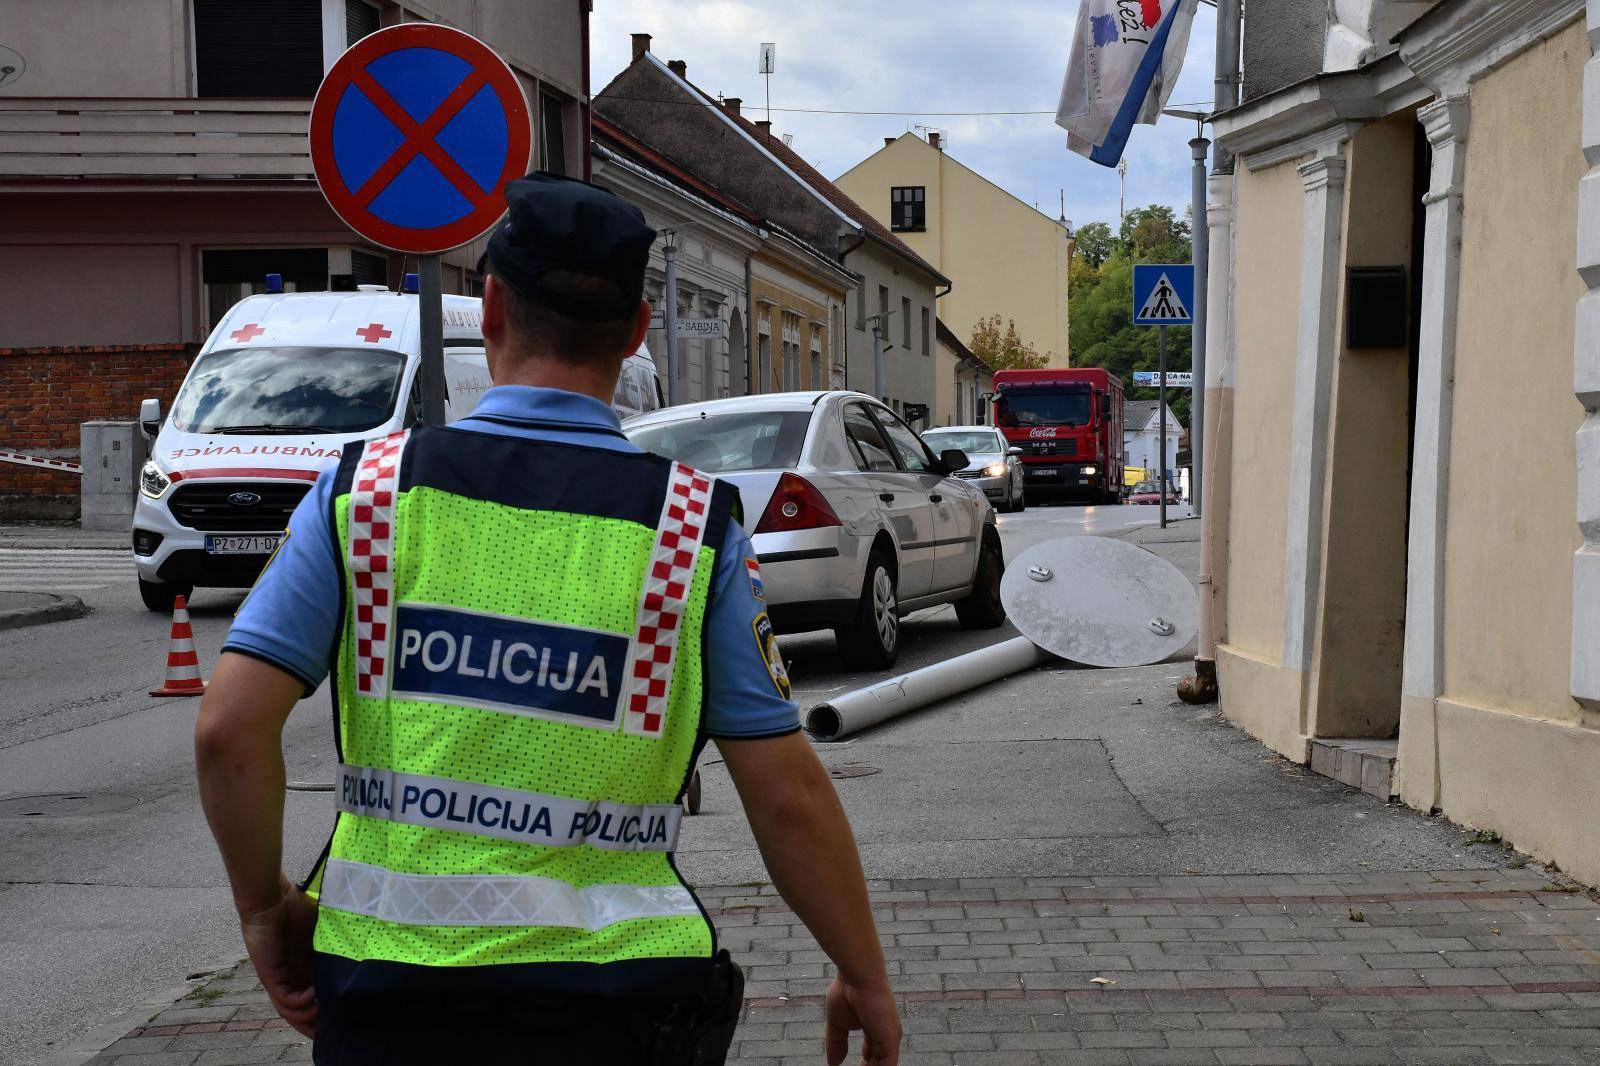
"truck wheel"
836,550,899,670
955,529,1007,629
139,578,192,613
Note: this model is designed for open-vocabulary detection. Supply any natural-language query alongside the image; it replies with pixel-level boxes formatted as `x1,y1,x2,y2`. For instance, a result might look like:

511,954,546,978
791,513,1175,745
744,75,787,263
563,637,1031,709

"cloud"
591,1,1217,229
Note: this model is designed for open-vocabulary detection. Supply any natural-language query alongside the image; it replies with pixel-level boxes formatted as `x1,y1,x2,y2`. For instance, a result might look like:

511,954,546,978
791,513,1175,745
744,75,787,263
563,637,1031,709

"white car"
921,426,1026,513
625,392,1007,669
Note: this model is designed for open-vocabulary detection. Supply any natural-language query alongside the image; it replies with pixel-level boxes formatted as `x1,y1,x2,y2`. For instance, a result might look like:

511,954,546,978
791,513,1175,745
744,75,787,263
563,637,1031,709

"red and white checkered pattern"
349,430,409,697
623,463,713,737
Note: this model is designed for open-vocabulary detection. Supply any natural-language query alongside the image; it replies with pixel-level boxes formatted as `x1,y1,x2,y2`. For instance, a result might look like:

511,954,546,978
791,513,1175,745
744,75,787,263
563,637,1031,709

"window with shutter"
194,0,323,98
346,0,379,47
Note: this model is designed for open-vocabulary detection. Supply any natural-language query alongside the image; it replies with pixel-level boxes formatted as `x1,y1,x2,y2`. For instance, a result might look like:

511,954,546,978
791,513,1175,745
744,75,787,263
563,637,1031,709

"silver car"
921,426,1026,513
624,392,1007,669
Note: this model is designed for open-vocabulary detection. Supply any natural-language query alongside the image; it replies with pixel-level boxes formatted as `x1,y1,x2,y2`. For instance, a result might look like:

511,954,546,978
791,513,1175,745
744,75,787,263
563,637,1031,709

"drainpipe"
1179,0,1242,705
838,228,867,391
744,251,756,396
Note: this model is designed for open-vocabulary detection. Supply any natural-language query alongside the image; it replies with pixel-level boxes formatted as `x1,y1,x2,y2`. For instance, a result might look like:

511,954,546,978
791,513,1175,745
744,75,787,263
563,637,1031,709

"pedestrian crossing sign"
1132,264,1195,326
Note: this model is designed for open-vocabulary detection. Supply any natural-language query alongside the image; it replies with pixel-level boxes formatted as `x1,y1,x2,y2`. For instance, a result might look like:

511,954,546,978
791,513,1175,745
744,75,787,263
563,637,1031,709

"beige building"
836,132,1074,368
933,319,992,428
1198,0,1600,883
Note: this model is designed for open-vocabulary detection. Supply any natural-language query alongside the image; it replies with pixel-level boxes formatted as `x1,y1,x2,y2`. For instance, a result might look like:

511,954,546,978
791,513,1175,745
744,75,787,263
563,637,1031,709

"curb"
0,592,89,630
41,956,247,1066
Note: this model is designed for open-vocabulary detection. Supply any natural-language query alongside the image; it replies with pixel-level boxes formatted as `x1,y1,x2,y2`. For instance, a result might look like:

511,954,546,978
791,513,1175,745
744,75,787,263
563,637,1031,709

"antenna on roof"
759,42,775,126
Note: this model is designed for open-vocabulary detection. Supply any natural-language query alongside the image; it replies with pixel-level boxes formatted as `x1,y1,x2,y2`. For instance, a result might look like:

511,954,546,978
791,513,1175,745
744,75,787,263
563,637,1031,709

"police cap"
481,172,656,323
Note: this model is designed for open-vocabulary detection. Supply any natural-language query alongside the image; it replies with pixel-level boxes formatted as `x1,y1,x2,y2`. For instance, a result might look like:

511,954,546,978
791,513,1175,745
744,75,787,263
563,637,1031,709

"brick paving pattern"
85,870,1600,1065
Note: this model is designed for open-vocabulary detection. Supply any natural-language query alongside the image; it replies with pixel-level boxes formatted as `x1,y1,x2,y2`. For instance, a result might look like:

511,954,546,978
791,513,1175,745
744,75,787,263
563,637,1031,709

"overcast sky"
590,1,1217,233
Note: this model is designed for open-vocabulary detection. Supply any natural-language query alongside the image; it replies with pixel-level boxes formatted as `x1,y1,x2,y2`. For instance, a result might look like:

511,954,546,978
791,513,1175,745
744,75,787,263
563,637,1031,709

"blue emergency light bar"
264,273,283,294
402,273,419,294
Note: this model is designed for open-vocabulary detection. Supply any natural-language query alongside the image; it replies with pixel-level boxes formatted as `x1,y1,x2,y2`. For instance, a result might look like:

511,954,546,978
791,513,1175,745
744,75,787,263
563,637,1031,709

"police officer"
195,173,901,1065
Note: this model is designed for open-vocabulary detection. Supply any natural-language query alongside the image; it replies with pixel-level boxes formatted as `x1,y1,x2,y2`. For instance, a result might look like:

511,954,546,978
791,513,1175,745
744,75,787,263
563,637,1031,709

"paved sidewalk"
81,869,1600,1065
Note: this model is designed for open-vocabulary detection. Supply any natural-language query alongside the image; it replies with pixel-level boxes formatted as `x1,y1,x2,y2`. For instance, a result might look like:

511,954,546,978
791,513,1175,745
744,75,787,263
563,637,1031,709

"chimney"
884,136,895,147
928,131,942,151
756,119,773,138
723,97,741,116
667,59,687,79
630,33,651,61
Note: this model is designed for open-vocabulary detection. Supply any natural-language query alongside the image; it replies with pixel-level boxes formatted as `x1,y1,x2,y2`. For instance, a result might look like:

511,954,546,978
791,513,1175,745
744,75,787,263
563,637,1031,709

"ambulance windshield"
173,346,406,435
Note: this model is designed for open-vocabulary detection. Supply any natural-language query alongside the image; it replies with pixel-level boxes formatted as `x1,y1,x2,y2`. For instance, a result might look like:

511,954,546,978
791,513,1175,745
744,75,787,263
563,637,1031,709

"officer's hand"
238,876,318,1038
825,976,901,1065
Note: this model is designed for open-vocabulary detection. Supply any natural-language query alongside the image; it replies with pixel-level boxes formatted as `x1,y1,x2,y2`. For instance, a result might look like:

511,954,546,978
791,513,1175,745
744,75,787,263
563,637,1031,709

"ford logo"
228,491,263,507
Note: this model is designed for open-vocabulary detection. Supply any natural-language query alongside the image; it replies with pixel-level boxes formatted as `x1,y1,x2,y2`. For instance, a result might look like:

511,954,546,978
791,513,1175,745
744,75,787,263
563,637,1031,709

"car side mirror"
139,398,161,439
939,448,969,473
1007,446,1022,456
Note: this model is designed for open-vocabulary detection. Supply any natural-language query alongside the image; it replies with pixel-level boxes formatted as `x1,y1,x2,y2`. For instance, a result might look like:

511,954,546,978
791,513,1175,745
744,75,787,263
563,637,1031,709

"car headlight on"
983,463,1006,478
140,460,171,499
1082,466,1098,476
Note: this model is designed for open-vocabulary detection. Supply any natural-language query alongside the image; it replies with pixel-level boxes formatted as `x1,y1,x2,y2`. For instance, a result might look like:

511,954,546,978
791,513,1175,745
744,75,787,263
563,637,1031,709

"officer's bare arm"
194,652,304,915
717,731,890,987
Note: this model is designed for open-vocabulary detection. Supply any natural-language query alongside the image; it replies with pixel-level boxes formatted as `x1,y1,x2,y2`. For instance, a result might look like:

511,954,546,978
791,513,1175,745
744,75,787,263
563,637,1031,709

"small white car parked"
625,392,1007,669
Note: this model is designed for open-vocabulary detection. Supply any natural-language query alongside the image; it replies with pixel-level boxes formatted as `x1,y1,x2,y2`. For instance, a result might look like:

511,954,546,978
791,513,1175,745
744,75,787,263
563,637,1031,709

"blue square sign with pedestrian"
1132,264,1195,326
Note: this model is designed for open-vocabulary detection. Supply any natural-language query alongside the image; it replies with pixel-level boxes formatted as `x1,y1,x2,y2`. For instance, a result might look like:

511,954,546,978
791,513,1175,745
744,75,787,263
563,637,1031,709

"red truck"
991,368,1125,504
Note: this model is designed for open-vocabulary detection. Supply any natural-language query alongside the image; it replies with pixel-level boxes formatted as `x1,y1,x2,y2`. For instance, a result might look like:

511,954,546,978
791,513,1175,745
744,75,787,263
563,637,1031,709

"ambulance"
133,279,661,611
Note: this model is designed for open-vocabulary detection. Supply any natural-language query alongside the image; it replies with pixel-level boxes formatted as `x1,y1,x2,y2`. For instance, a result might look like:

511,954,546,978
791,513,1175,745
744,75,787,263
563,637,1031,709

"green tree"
1068,204,1195,425
969,314,1049,371
1073,221,1115,269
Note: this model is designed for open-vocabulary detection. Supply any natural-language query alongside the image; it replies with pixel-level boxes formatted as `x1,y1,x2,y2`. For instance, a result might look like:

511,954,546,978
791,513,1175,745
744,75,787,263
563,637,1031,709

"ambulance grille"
169,482,310,531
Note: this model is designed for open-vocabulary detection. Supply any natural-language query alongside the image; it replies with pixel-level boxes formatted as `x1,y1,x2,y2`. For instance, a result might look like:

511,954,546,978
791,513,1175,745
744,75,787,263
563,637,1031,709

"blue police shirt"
224,386,799,739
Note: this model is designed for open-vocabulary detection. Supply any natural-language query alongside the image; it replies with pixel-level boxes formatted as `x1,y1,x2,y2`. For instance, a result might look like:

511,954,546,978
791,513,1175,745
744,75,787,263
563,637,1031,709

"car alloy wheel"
873,565,898,652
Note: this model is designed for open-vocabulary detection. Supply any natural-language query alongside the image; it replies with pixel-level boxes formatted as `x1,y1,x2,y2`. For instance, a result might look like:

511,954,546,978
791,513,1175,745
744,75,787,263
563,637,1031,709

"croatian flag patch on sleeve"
745,557,765,601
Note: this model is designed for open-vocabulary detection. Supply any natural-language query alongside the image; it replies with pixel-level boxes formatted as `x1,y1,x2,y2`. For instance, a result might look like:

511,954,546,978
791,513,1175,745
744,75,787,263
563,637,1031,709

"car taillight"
754,472,842,534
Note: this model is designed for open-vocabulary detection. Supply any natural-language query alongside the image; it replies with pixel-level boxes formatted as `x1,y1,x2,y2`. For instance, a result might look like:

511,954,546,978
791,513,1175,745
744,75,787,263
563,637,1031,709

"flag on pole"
1056,0,1199,168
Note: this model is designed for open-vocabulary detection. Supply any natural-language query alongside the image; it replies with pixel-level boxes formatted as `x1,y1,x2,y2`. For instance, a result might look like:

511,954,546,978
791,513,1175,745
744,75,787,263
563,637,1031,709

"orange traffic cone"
150,595,206,697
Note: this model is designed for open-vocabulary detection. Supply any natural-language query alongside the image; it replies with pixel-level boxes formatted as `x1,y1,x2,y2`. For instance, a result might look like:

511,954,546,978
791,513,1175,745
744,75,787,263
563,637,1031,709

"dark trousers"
313,956,744,1065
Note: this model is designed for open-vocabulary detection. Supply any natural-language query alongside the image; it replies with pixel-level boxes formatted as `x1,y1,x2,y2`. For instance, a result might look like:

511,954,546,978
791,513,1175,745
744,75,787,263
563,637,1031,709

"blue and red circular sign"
310,23,532,254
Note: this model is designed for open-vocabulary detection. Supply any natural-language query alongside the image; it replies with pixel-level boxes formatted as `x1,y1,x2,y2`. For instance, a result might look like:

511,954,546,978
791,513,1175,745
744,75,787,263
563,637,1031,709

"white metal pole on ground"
663,239,680,406
419,254,445,425
806,636,1053,741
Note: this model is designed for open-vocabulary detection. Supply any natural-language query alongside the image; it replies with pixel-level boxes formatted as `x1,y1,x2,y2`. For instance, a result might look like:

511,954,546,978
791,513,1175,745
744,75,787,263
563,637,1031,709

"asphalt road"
1,496,1507,1065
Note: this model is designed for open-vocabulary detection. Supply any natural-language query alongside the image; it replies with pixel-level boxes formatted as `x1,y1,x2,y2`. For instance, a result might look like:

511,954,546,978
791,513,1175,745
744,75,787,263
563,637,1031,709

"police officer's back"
195,174,901,1065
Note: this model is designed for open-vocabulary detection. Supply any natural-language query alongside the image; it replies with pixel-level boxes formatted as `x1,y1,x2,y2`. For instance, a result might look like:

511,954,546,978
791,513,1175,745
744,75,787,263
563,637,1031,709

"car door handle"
878,492,895,502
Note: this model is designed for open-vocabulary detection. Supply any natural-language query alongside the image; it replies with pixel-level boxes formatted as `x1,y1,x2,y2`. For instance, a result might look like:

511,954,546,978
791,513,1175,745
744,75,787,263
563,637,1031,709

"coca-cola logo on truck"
1028,428,1059,439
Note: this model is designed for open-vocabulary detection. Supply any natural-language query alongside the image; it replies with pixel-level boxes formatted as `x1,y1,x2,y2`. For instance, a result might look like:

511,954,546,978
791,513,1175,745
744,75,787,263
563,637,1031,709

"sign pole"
419,254,446,425
1159,324,1168,531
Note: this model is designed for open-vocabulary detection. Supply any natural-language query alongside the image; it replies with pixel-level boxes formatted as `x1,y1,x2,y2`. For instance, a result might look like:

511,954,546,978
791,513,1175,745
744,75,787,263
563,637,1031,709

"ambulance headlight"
140,460,171,499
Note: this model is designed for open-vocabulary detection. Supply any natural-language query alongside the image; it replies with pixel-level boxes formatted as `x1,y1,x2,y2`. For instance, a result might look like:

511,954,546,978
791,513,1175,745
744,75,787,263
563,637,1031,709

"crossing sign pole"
309,24,531,424
1132,264,1194,530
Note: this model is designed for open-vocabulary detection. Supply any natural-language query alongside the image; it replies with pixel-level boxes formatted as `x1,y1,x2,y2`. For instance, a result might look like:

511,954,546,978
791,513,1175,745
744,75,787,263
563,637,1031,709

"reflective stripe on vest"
336,762,682,851
349,430,408,698
622,463,713,738
319,858,702,930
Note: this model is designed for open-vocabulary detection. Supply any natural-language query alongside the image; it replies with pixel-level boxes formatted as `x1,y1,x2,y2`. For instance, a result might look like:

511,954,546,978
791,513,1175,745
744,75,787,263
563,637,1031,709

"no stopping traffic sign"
309,23,532,254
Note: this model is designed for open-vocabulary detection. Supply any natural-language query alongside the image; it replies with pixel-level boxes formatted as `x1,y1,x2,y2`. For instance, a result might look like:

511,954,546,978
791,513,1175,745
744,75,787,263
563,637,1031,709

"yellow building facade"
836,133,1074,368
1201,0,1600,884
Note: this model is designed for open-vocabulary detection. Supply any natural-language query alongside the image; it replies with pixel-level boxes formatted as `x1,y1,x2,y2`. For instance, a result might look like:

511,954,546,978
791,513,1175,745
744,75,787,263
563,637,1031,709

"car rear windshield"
994,390,1091,427
923,430,1003,455
626,410,811,472
172,346,406,435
